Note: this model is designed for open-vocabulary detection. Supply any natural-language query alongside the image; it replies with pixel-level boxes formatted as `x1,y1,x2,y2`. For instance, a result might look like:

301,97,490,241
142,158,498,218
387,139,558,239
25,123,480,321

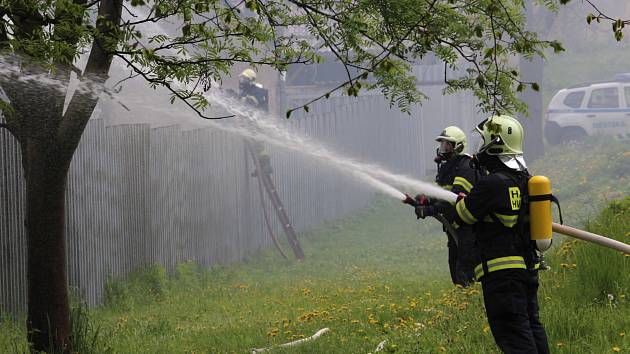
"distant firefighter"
238,68,272,176
237,68,304,261
239,68,269,112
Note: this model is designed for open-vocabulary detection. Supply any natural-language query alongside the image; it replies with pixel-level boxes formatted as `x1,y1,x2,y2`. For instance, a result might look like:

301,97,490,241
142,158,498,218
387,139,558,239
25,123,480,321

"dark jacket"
451,167,539,280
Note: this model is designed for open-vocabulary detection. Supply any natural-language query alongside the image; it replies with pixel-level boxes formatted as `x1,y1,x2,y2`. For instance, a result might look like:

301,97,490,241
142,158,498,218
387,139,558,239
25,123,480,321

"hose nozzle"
402,194,419,207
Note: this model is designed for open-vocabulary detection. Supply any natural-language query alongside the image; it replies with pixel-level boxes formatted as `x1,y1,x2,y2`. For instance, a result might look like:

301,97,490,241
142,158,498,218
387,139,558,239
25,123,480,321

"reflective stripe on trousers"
475,256,543,281
474,256,526,281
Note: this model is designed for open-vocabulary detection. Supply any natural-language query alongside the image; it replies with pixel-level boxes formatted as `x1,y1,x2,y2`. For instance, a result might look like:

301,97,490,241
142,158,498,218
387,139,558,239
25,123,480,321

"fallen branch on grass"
251,327,330,353
372,339,388,353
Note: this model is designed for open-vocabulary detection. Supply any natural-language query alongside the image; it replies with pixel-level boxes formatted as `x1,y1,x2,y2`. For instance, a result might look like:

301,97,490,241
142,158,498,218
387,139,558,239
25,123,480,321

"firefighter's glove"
415,205,435,219
415,194,434,206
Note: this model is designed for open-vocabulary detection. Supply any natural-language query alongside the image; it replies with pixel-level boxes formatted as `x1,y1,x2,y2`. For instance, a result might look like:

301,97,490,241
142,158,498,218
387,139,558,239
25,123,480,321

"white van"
545,74,630,144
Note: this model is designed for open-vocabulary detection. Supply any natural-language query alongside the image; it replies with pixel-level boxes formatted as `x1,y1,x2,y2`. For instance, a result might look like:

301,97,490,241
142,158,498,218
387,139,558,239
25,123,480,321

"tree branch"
284,0,439,115
115,53,235,120
57,0,123,152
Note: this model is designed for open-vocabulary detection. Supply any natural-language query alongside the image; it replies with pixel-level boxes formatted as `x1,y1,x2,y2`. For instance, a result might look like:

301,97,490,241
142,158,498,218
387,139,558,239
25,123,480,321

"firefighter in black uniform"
418,126,481,286
238,68,272,176
416,115,550,353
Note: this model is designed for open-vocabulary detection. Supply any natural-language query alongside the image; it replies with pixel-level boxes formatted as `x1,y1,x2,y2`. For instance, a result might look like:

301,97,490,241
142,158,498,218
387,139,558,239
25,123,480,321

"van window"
563,91,585,108
624,87,630,107
587,87,619,108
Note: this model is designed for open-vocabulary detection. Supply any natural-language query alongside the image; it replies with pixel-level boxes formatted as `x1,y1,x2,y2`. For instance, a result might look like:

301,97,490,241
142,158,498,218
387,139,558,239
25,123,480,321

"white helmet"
474,115,527,171
435,126,467,156
239,68,257,81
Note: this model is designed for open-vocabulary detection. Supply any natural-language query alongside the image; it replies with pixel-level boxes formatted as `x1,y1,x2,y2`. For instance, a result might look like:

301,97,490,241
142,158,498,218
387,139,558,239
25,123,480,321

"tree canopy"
1,0,570,124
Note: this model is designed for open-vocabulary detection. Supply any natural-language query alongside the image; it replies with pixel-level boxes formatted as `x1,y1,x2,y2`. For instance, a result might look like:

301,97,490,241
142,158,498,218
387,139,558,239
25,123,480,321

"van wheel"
560,128,586,144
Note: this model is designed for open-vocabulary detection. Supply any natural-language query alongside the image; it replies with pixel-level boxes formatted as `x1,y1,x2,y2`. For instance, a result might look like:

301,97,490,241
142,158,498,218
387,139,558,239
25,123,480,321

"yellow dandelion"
619,331,625,337
351,319,360,324
557,342,564,348
483,325,490,334
612,346,620,352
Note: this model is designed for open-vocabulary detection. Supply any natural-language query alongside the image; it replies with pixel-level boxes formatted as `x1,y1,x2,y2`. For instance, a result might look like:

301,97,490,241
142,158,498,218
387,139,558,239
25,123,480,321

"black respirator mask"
434,141,454,163
239,77,253,93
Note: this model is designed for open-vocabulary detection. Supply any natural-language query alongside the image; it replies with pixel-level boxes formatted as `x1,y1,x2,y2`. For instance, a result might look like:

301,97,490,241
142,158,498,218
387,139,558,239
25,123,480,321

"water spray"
204,90,451,201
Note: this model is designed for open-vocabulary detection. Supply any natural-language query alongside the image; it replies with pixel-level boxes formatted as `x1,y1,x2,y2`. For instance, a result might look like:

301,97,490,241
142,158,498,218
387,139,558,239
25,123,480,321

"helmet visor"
473,133,485,153
437,140,454,155
474,132,502,154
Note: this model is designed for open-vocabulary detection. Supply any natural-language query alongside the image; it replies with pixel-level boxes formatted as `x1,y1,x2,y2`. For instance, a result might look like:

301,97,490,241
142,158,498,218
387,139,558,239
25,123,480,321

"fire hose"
552,223,630,254
402,194,630,255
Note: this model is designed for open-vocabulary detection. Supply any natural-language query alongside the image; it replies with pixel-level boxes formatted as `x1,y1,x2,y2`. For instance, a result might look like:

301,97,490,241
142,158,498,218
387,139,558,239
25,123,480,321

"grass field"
1,140,629,353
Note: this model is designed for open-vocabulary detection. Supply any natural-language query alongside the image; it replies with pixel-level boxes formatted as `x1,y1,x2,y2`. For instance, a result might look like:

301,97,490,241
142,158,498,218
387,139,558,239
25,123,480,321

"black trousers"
481,269,549,354
446,229,478,287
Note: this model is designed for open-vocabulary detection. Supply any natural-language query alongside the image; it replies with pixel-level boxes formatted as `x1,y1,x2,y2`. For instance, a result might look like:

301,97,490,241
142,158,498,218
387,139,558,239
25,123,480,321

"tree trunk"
0,1,122,351
0,63,104,353
24,142,73,353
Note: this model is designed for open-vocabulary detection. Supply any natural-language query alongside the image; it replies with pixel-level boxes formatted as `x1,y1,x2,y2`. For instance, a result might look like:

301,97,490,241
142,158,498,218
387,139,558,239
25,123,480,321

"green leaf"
245,0,257,11
484,47,494,59
549,41,565,53
182,24,191,37
476,76,485,87
531,82,540,92
474,25,483,38
195,3,208,13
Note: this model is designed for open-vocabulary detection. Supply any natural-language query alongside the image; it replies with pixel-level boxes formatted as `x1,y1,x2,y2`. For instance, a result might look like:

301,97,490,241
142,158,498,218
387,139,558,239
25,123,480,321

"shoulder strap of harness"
529,194,564,225
492,170,535,267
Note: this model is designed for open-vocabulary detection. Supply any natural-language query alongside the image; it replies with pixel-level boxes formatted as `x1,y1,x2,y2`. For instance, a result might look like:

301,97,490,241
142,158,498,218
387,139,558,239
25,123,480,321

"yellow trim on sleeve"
492,213,519,228
456,199,478,224
453,176,473,193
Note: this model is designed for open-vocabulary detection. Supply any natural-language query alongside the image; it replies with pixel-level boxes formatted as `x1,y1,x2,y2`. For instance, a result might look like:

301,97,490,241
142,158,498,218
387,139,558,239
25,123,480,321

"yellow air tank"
528,176,553,251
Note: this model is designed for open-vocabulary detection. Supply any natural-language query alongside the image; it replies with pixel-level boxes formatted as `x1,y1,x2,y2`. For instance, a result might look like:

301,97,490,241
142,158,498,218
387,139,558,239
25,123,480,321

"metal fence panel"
1,86,478,316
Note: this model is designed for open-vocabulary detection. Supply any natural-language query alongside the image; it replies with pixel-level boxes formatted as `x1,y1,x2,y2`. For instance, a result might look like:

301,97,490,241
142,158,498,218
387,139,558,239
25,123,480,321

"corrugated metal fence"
1,84,480,316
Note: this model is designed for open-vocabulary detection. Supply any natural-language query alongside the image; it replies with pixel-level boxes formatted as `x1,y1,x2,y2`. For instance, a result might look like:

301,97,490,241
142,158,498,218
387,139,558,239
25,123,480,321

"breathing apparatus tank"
528,175,553,251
